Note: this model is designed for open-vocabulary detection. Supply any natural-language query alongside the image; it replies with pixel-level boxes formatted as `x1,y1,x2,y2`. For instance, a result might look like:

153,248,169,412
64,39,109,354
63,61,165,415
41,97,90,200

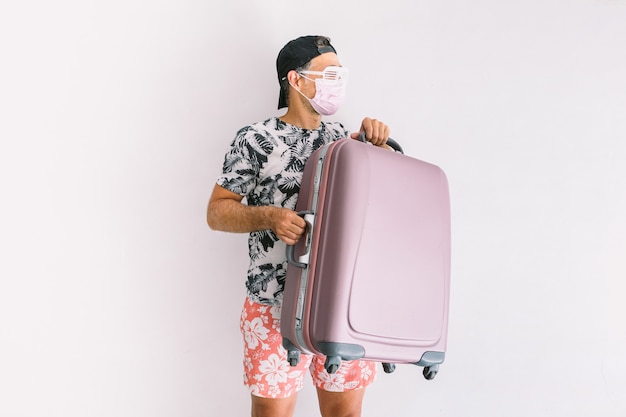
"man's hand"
270,208,306,245
350,117,390,147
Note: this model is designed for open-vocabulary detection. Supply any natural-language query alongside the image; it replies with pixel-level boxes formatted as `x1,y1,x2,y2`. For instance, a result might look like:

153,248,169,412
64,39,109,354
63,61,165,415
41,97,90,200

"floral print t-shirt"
216,117,350,306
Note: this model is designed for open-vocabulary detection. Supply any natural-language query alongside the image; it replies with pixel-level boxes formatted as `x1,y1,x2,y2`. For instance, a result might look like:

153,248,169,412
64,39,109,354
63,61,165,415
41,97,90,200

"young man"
207,35,390,417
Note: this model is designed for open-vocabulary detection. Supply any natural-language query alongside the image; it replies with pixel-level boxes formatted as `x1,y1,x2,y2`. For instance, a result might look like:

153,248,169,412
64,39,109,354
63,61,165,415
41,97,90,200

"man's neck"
279,107,322,130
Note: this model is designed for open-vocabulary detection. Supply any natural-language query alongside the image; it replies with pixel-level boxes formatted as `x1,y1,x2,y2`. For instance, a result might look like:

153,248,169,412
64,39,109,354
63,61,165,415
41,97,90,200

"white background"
1,1,625,416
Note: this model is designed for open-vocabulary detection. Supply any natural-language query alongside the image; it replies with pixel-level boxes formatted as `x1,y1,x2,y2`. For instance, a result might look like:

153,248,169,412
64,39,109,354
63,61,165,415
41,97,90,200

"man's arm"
206,184,306,245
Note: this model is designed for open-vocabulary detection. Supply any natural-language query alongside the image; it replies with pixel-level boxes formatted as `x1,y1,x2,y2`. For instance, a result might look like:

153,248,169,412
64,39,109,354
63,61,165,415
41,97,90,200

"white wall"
1,0,625,416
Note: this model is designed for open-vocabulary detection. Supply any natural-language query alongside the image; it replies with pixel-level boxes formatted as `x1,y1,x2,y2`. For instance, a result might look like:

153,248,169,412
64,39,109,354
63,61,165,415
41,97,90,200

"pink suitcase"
280,137,451,380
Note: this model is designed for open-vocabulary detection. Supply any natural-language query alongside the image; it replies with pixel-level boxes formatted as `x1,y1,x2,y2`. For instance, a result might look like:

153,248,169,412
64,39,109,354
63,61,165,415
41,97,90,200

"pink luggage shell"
281,138,451,379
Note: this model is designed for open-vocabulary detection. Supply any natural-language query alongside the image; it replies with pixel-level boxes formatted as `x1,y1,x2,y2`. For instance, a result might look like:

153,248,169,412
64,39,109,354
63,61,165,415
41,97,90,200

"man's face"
297,52,342,102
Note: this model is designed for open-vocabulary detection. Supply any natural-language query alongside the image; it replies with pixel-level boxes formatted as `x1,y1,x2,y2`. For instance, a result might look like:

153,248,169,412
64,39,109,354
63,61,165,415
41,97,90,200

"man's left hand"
350,117,390,147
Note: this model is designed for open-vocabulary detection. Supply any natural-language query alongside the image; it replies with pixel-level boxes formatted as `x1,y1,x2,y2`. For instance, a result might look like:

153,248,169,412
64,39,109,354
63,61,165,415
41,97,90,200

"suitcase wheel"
423,365,439,380
324,356,341,374
382,363,396,374
287,350,301,367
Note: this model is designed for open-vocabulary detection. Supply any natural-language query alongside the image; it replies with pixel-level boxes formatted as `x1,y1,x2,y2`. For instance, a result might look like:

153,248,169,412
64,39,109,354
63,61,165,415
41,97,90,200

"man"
207,35,390,417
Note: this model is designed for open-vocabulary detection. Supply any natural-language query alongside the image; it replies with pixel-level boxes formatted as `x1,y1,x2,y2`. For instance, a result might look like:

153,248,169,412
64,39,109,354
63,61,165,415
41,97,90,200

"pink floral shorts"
240,297,378,399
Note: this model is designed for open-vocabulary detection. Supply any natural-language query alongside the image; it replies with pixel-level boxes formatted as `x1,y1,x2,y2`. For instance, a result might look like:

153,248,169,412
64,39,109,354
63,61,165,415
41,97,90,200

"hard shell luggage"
280,136,451,380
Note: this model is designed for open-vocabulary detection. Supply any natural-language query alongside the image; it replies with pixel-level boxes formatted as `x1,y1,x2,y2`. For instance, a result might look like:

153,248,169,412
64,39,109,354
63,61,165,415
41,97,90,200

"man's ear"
286,70,301,88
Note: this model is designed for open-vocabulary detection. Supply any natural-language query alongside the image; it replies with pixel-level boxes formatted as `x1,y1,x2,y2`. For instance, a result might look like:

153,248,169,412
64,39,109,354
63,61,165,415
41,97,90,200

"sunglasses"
298,66,348,82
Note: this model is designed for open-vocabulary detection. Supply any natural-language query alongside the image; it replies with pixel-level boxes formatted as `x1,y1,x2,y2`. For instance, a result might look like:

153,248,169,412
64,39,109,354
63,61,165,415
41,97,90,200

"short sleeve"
216,128,259,197
327,122,350,142
340,123,350,139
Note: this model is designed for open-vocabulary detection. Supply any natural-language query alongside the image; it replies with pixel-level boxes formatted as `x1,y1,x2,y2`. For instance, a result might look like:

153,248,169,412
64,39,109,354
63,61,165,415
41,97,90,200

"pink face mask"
291,66,348,116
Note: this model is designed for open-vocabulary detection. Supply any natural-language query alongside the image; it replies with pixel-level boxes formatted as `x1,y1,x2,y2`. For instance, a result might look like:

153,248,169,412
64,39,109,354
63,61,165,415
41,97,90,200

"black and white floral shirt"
217,117,350,306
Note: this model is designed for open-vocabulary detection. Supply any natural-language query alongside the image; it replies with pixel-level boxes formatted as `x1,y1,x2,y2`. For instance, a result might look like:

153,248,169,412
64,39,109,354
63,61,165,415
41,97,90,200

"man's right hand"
270,208,306,245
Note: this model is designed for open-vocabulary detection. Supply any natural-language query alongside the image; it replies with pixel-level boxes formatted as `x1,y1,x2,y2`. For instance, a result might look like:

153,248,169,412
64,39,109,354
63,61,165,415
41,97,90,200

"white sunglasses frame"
298,66,348,82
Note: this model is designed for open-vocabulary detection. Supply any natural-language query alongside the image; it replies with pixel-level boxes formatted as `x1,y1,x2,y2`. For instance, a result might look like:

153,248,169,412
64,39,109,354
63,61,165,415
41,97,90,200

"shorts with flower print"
240,297,378,399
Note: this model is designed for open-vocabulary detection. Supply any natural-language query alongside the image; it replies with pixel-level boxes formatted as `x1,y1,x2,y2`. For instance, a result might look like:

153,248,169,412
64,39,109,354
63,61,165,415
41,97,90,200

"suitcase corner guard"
317,342,366,374
413,351,445,381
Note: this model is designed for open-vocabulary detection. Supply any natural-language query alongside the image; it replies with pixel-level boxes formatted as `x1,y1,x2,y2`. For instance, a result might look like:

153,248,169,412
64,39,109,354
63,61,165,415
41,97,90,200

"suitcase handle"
357,132,404,154
286,211,315,269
